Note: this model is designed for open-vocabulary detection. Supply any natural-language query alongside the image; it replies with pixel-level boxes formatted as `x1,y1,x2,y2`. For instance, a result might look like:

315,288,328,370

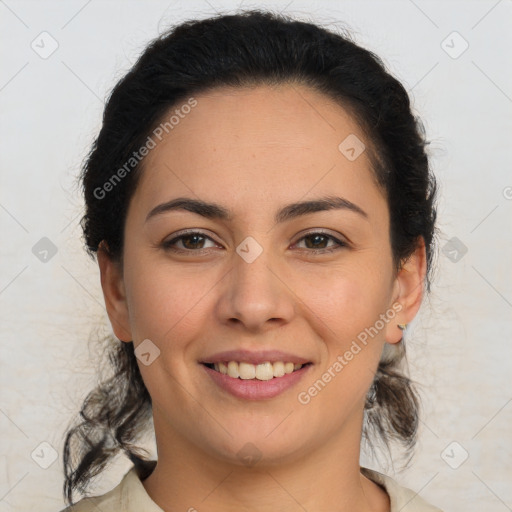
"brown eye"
294,232,347,253
162,232,218,252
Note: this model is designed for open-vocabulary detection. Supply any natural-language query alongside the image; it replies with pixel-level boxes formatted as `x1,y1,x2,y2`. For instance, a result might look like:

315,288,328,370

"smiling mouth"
202,361,312,380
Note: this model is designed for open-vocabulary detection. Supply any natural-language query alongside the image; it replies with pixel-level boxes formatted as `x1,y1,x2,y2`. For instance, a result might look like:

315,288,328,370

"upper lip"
200,349,311,365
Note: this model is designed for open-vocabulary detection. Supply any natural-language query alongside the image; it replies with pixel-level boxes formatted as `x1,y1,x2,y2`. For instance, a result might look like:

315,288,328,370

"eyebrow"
145,195,369,224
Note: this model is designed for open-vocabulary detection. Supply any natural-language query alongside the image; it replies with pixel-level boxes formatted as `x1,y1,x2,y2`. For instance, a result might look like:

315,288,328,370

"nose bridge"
234,238,274,293
218,235,294,330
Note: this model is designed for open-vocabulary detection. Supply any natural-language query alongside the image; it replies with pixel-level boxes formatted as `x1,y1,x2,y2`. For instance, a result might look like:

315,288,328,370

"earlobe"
385,236,427,345
97,241,132,342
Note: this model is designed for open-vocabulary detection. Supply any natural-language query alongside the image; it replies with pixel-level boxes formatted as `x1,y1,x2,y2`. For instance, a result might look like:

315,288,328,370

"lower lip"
202,364,312,400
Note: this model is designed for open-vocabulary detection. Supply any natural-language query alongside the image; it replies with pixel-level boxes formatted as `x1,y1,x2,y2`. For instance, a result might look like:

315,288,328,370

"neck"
141,409,390,512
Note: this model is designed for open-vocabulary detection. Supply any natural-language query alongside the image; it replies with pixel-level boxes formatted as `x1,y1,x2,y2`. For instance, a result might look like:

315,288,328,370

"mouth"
201,361,313,381
201,359,313,400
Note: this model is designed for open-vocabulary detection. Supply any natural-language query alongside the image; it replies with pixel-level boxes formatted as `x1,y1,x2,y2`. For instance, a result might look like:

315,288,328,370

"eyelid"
293,228,347,243
162,229,220,248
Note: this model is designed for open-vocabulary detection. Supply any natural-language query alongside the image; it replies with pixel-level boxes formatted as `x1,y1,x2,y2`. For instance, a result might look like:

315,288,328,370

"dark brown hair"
63,9,438,505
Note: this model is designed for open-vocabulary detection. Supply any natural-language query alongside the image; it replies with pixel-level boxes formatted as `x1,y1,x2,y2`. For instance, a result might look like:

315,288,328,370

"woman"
60,9,442,512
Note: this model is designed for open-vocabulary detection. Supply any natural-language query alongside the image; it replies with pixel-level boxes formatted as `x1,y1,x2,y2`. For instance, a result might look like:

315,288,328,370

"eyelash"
161,230,347,255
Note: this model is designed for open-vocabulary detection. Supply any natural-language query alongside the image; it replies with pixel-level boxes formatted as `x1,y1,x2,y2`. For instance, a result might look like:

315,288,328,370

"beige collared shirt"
60,464,444,512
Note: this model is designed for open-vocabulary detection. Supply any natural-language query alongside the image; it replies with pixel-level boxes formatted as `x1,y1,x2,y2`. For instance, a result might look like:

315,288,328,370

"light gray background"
1,1,511,511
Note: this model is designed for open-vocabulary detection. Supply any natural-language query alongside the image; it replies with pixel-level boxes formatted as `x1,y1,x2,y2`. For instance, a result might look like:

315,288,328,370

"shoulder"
361,467,444,512
57,479,125,512
57,462,162,512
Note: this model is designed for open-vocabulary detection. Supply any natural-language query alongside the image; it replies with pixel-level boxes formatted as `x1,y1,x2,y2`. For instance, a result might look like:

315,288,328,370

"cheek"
302,263,389,341
299,272,386,413
123,254,214,344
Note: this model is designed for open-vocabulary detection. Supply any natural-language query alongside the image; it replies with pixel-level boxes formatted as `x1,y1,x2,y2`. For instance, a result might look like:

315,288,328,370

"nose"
215,243,295,333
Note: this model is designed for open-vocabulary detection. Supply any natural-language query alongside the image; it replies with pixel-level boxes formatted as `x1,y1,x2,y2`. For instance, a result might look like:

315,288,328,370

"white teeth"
227,361,239,378
210,361,305,380
239,362,256,379
273,361,285,377
255,362,274,381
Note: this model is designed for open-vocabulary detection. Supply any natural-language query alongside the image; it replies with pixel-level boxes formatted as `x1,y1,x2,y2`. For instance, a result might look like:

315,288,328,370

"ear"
97,241,132,342
385,236,427,344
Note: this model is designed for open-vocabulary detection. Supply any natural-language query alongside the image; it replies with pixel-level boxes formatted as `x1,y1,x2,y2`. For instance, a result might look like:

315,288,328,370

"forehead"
147,83,365,154
129,83,387,226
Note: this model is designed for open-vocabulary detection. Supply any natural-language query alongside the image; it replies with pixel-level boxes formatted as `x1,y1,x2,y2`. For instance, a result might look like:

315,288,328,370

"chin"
200,428,310,469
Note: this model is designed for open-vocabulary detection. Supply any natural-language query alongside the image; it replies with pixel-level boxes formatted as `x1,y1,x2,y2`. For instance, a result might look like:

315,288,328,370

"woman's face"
102,83,421,467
